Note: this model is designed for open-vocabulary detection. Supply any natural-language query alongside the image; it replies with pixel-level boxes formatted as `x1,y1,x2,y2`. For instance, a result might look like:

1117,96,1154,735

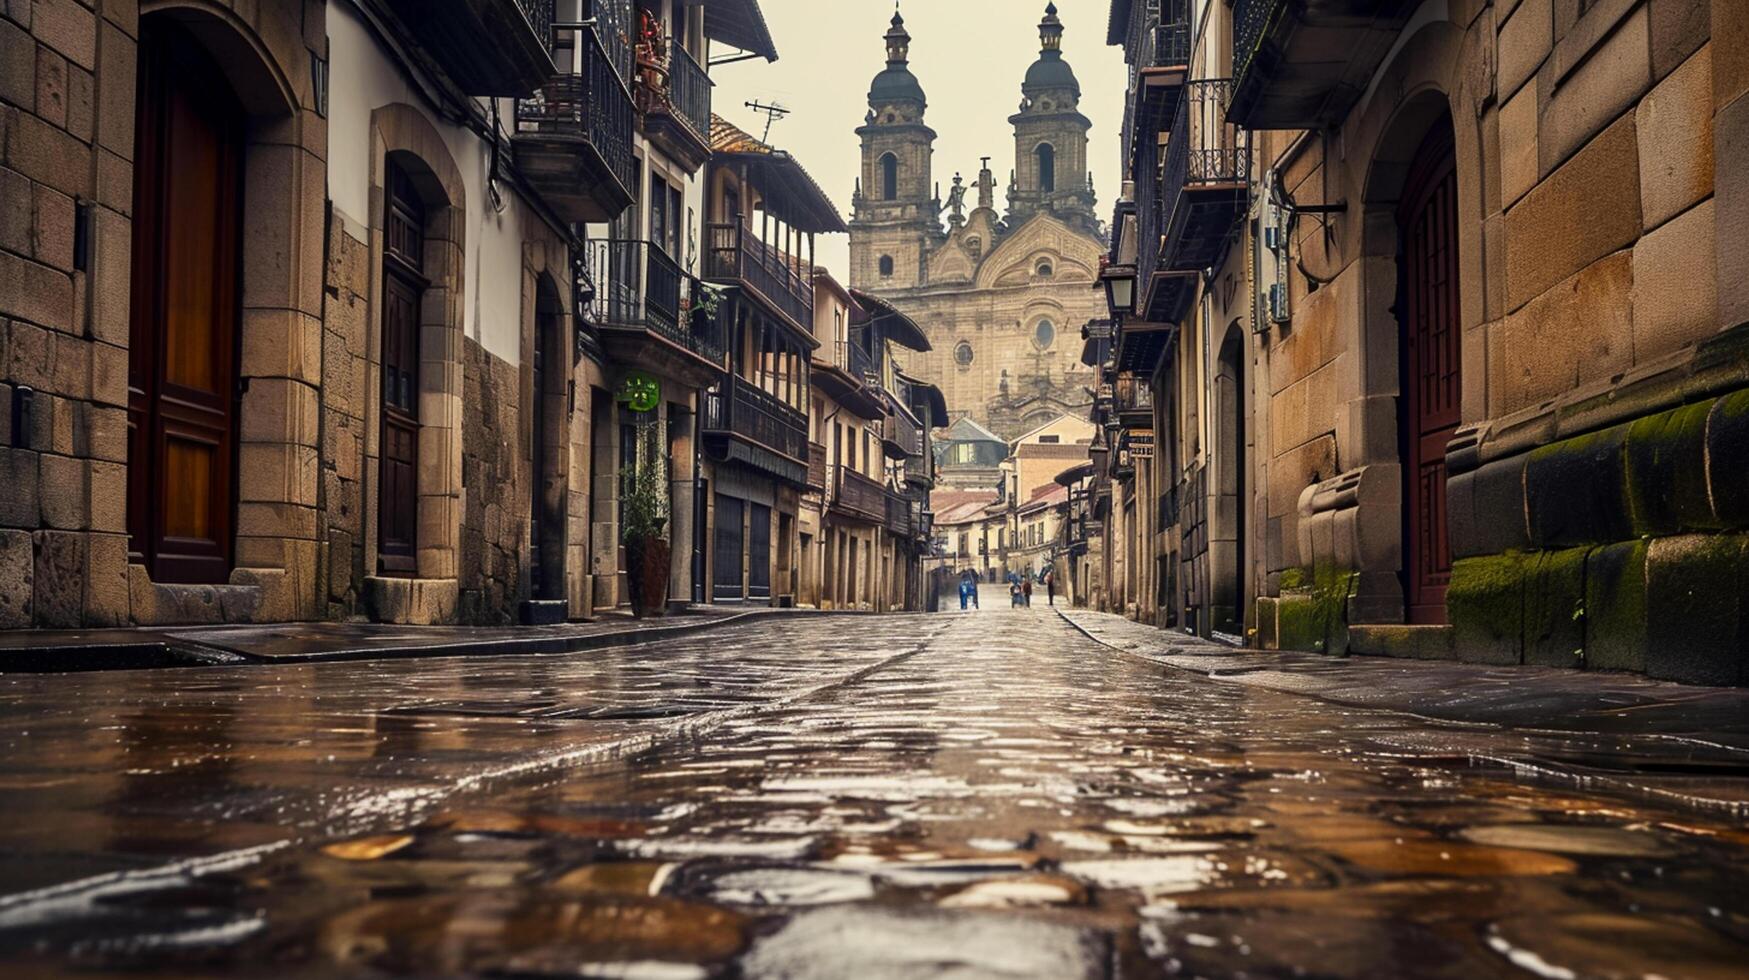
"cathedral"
848,4,1107,443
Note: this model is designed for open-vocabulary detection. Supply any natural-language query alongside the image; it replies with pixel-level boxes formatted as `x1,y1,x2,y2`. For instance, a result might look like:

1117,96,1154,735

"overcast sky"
709,0,1126,276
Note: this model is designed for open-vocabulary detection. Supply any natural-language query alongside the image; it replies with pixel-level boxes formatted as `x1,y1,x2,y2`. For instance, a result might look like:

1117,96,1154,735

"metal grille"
516,25,635,196
587,239,723,361
1233,0,1281,85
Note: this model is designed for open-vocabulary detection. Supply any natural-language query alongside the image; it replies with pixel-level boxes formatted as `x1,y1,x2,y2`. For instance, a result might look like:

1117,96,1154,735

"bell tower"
850,9,938,290
1008,3,1096,232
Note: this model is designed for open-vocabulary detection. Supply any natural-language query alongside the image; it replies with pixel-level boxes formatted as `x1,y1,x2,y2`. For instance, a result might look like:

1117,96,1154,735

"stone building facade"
0,0,820,629
848,7,1109,443
1091,0,1749,684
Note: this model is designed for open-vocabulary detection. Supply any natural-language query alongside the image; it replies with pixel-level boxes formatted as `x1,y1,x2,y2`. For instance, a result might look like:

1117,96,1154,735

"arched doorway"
377,159,426,576
1397,115,1460,624
127,17,246,584
1215,327,1246,635
530,277,567,601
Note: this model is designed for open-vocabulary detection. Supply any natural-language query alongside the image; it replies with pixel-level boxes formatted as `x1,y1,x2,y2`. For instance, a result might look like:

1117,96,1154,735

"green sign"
618,371,661,414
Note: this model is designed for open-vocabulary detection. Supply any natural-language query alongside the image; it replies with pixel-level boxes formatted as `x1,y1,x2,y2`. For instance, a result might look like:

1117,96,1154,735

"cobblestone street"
2,597,1747,977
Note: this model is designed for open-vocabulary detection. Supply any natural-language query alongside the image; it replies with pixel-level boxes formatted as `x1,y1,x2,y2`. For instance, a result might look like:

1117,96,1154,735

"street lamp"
1100,263,1136,318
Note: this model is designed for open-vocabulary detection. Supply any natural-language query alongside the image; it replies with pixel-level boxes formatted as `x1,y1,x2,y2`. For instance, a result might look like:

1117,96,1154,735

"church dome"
868,10,926,107
1022,3,1080,98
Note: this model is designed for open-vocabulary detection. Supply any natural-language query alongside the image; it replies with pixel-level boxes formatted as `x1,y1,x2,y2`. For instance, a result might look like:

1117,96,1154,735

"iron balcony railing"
703,374,808,462
1233,0,1278,94
591,0,634,83
515,24,635,195
665,44,712,141
704,220,814,331
1126,0,1191,71
1158,78,1250,270
830,465,888,524
515,0,552,47
588,239,722,361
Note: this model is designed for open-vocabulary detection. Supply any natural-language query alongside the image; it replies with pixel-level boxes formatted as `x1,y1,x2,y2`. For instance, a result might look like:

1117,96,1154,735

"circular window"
1035,260,1053,278
953,341,974,367
1033,319,1055,350
879,255,895,277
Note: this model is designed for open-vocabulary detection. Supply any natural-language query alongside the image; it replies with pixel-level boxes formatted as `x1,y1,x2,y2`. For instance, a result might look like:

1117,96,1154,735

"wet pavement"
2,588,1748,977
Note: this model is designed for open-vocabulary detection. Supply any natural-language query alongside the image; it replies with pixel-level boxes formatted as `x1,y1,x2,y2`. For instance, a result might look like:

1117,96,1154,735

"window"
879,254,894,277
880,152,898,200
1033,318,1055,350
1035,259,1052,278
953,340,974,367
649,179,681,257
1039,434,1059,444
1036,143,1055,193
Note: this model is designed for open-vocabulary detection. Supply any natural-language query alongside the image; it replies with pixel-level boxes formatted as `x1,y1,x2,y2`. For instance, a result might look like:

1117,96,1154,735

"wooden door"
127,20,244,584
1398,120,1460,624
379,162,425,575
713,494,744,601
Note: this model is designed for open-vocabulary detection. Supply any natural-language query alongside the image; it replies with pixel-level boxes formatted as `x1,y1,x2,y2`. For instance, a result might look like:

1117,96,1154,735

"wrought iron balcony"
1231,0,1419,130
387,0,555,96
882,408,922,460
830,465,888,525
514,24,635,224
1159,79,1250,273
635,36,713,170
588,239,723,380
703,374,809,474
1123,1,1191,169
704,220,814,333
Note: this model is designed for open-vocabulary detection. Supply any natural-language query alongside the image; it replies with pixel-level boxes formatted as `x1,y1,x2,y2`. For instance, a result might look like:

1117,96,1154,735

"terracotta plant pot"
626,536,671,619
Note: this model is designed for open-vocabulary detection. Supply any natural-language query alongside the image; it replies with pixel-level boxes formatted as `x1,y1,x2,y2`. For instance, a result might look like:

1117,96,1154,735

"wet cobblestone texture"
2,592,1748,977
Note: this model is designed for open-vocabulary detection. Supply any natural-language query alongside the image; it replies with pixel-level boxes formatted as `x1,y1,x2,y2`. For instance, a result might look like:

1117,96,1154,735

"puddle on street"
0,605,1747,977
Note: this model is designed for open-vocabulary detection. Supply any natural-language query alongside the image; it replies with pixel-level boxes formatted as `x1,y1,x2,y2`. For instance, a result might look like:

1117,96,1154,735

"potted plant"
622,423,671,618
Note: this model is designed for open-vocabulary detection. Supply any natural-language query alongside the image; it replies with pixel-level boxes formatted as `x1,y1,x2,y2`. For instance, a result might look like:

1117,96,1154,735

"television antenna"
745,100,790,142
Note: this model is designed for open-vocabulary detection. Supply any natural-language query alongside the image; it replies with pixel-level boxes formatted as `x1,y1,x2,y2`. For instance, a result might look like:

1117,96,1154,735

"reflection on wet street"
3,599,1749,977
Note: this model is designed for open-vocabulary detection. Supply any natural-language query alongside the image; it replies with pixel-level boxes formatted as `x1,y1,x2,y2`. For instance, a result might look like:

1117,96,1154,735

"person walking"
958,574,970,611
1022,574,1033,608
1046,570,1055,606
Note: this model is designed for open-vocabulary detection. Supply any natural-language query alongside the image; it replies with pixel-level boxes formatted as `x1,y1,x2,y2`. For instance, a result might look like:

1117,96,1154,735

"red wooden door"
378,163,425,575
127,20,244,584
1398,121,1460,624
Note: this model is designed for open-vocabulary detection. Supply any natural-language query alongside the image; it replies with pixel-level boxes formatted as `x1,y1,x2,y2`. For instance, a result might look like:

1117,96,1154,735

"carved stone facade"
848,6,1106,443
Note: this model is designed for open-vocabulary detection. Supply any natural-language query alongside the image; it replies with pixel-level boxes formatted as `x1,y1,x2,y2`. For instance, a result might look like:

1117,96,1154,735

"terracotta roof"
709,114,847,233
930,489,999,525
1017,483,1069,515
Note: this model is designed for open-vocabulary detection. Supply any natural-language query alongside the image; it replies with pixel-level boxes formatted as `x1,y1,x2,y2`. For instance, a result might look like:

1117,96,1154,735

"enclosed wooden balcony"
514,25,636,224
703,375,810,487
807,441,828,491
882,407,921,460
1113,373,1154,429
704,220,815,334
1230,0,1418,130
830,466,888,525
387,0,556,96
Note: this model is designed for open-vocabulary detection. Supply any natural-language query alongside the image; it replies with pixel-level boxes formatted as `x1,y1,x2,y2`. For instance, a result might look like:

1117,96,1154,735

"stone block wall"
1247,0,1749,682
459,338,527,625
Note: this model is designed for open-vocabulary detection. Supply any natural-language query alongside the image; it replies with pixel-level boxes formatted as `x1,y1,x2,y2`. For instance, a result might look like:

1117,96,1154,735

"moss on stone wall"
1585,539,1648,673
1523,546,1590,668
1625,399,1717,536
1447,553,1527,665
1274,564,1357,656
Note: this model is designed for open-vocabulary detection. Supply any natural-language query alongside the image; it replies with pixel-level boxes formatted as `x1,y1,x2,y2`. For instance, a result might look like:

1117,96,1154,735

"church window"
1035,259,1053,278
953,340,974,367
880,152,899,200
1036,143,1056,193
1033,318,1055,350
879,254,895,277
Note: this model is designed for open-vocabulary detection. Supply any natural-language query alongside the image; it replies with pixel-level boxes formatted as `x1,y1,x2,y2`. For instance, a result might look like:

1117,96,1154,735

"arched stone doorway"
1213,325,1246,635
530,275,569,604
1395,114,1460,624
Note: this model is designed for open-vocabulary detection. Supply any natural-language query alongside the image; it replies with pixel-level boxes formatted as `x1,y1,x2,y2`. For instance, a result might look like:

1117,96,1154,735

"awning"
1054,460,1096,487
710,115,845,233
703,0,779,62
850,289,931,351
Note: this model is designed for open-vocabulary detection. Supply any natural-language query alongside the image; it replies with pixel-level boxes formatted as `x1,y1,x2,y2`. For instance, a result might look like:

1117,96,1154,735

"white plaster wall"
326,1,536,364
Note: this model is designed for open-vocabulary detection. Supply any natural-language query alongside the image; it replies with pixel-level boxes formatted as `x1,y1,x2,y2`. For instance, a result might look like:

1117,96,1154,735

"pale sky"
709,0,1126,276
